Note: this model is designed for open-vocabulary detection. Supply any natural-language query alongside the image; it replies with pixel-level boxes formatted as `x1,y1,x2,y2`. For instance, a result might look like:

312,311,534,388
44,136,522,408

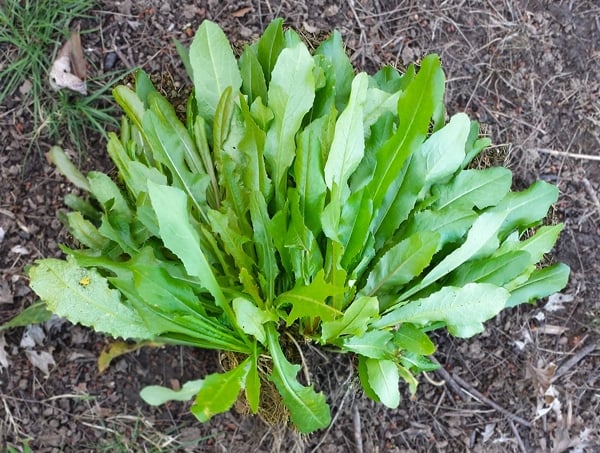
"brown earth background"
1,0,599,452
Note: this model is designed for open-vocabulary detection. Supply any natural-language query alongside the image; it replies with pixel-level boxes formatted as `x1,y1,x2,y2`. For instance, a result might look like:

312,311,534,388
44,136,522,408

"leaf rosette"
29,19,569,433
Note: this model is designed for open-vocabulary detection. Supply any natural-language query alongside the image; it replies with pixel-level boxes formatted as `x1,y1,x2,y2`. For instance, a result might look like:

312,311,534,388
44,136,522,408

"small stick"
581,178,600,216
534,148,600,162
431,358,467,401
508,418,528,453
451,373,532,428
353,404,363,453
552,342,597,383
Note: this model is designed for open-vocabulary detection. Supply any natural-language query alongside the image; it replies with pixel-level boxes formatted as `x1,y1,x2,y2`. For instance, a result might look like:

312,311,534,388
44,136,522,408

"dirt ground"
1,0,599,451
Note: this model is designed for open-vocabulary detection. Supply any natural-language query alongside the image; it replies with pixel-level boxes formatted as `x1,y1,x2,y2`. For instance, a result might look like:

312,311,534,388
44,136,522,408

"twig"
552,342,598,383
534,148,600,162
508,418,528,453
581,178,600,217
431,358,467,401
353,404,363,453
451,373,532,428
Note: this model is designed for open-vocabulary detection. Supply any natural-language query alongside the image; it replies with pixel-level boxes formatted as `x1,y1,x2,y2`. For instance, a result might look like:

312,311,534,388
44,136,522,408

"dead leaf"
24,349,56,377
20,324,46,348
98,340,162,372
49,25,87,95
527,361,557,391
0,334,9,370
536,324,568,335
231,6,252,17
544,293,574,312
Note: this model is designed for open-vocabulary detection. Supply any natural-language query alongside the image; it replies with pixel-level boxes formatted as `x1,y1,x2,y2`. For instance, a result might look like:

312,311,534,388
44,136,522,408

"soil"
1,0,599,452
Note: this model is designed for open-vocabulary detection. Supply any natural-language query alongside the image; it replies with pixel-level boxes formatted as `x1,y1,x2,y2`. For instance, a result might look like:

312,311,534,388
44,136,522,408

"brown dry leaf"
231,6,252,17
49,25,87,95
98,340,162,372
526,361,557,392
0,334,9,370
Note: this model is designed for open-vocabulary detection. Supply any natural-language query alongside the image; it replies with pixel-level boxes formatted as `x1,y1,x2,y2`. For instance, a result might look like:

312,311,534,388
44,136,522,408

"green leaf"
47,146,90,191
321,296,379,342
233,298,276,344
404,206,477,249
375,283,509,338
256,18,285,83
361,231,440,296
192,358,251,422
141,378,204,405
147,181,231,319
0,303,52,333
366,54,444,224
401,210,508,300
341,330,394,359
448,250,531,287
491,181,559,236
506,263,570,308
294,113,333,234
65,211,109,250
190,20,242,121
266,325,331,433
324,72,369,201
239,46,268,105
276,270,344,325
29,258,154,340
314,30,354,113
143,109,210,223
365,358,400,408
393,323,436,355
498,224,564,264
173,38,193,80
419,113,470,191
264,42,315,208
249,192,279,305
433,167,513,210
245,350,261,413
207,208,255,272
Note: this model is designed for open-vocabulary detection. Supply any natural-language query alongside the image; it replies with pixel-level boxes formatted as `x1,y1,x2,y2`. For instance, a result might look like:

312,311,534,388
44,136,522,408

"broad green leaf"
63,193,101,222
192,358,251,422
324,72,369,200
239,46,268,105
65,212,109,250
401,210,508,300
393,323,436,355
276,270,344,325
147,181,231,319
497,224,564,264
400,352,440,372
190,20,242,121
233,298,276,344
249,192,279,304
362,231,440,296
404,206,477,249
207,208,255,272
339,188,374,269
141,378,204,405
113,86,146,137
173,37,193,79
98,340,160,372
238,96,271,202
357,355,380,402
419,113,470,192
372,143,427,245
256,18,285,82
87,171,132,220
266,325,331,433
397,364,419,394
341,330,394,359
148,92,204,174
245,349,261,413
321,296,379,342
264,43,315,208
0,303,52,333
363,87,400,130
366,54,444,222
448,250,531,287
314,30,354,112
365,358,400,408
372,64,415,93
376,283,509,338
294,113,333,234
506,263,570,308
29,258,153,340
47,146,90,191
491,181,559,237
143,110,210,223
433,167,513,210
